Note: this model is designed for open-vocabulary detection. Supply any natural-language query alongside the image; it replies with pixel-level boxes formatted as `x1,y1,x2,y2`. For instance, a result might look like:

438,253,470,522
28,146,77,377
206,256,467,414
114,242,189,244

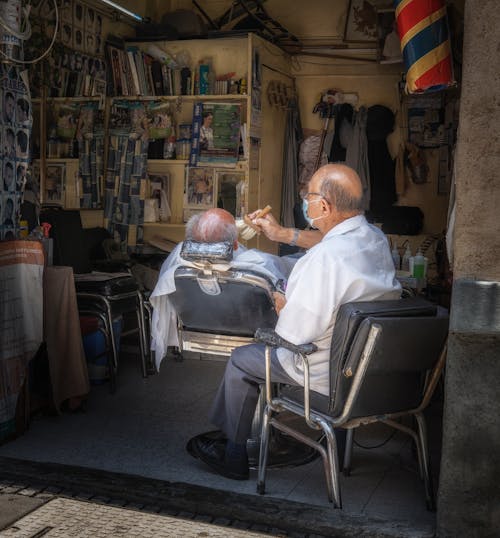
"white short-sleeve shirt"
275,214,401,396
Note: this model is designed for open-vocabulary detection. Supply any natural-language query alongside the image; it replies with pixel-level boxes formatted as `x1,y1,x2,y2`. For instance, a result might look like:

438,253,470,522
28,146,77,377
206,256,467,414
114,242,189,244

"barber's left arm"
272,291,286,315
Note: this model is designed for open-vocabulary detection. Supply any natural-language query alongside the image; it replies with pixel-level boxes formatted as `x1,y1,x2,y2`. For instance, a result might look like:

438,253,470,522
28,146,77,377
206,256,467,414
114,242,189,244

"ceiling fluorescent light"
96,0,150,23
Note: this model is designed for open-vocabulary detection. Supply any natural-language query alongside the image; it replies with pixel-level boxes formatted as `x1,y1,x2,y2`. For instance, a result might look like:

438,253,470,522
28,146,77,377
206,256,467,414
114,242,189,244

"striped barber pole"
394,0,455,93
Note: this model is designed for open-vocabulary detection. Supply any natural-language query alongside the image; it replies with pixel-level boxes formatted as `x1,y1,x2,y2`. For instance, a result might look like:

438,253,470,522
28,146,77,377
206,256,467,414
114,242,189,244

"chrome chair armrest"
254,328,318,424
254,328,317,356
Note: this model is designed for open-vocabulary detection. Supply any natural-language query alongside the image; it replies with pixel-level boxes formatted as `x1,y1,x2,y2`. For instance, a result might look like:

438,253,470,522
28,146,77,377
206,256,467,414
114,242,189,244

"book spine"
144,55,155,96
126,49,141,95
151,60,164,96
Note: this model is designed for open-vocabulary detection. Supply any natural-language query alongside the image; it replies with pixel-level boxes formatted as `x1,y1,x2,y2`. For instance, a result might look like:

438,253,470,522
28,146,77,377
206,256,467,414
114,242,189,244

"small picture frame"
215,170,246,218
148,170,171,222
44,163,65,204
344,0,379,43
184,166,215,209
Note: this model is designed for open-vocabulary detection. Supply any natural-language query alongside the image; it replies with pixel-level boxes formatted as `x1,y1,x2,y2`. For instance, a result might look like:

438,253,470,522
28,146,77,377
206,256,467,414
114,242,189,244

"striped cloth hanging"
394,0,455,93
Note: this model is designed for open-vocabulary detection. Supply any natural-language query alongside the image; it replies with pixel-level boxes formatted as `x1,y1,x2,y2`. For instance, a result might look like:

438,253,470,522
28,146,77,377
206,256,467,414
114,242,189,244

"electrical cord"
0,0,58,64
353,428,397,449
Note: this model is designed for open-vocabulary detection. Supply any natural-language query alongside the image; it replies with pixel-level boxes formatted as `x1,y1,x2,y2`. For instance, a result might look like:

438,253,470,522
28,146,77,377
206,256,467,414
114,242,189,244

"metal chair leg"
321,420,342,509
415,412,435,511
257,404,272,495
343,428,354,476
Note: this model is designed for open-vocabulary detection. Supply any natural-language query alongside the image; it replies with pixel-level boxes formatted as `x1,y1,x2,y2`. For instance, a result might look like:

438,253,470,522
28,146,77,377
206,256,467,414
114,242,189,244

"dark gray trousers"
208,343,299,444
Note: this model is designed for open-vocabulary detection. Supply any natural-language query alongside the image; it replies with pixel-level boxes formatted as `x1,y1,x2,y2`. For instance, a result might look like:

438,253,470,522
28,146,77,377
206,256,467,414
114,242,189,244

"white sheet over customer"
150,244,296,370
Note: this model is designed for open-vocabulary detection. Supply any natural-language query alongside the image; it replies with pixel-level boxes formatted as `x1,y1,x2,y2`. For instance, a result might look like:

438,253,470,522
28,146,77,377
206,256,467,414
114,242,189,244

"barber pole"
394,0,455,93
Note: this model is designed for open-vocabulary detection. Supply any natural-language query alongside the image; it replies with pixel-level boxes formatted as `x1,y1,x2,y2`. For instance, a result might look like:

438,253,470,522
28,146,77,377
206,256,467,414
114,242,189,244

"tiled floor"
0,350,441,530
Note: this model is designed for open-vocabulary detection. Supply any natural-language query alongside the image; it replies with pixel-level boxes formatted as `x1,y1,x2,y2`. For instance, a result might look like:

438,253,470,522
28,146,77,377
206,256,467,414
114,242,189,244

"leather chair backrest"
170,266,277,336
180,240,233,263
40,208,92,274
329,298,441,414
340,309,448,418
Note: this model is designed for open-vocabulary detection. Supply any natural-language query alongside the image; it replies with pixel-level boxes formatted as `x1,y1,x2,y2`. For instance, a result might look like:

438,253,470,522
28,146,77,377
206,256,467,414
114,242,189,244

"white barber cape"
150,243,295,370
275,215,401,396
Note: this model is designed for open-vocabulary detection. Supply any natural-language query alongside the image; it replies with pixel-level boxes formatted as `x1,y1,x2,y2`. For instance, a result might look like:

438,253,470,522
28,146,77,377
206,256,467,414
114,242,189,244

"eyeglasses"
301,191,324,202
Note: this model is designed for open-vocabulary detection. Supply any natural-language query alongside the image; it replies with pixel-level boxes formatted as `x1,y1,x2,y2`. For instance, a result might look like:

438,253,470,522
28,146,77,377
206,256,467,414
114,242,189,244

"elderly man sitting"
150,208,296,371
187,164,402,480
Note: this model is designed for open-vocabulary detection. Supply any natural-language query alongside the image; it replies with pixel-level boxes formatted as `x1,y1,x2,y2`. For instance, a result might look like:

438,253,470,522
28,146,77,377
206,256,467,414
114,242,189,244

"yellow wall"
117,1,450,235
293,58,449,234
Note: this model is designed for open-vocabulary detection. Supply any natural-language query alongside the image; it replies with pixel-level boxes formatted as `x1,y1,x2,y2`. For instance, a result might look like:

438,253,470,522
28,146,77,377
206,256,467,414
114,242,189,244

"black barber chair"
255,298,449,509
41,208,149,392
171,241,319,467
168,240,278,358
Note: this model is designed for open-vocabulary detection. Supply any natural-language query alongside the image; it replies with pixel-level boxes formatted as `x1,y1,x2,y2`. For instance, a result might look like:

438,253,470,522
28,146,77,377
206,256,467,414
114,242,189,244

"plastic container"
81,316,122,385
402,245,412,272
41,222,53,265
412,249,425,278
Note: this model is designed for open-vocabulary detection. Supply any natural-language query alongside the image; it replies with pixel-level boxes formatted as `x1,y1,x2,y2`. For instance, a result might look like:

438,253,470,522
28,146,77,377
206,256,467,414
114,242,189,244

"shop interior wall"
97,0,450,239
293,58,450,236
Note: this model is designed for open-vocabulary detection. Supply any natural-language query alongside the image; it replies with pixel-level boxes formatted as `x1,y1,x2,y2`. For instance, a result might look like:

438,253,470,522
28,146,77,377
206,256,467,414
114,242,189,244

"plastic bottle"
413,249,425,278
41,222,53,266
391,246,401,271
402,244,412,272
164,135,176,159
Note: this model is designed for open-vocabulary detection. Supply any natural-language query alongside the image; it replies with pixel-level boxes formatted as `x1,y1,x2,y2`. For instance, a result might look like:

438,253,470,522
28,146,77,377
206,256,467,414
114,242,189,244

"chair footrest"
180,330,254,357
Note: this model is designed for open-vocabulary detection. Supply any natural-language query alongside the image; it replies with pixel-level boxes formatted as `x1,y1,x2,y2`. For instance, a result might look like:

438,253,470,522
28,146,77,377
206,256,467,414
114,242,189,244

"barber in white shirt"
150,208,294,371
187,164,401,480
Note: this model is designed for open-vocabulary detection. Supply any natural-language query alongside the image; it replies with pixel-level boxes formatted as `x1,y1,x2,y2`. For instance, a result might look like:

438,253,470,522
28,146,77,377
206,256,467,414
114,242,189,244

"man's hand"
272,291,286,315
248,209,288,243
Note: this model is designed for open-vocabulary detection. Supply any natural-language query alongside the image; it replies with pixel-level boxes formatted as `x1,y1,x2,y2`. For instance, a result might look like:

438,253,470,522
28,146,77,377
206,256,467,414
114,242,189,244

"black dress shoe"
186,431,226,459
187,434,249,481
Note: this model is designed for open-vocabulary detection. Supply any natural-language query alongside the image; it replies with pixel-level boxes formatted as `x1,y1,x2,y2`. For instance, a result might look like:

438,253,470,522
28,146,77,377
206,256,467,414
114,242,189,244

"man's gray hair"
319,174,364,213
185,212,238,243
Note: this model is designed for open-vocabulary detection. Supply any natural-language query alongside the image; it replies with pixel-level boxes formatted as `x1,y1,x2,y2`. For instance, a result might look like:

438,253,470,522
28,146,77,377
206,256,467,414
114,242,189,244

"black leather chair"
40,208,149,392
168,240,278,359
255,298,449,509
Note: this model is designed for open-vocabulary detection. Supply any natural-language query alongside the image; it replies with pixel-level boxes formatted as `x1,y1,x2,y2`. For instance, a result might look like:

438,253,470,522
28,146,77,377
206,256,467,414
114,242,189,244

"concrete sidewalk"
0,497,272,537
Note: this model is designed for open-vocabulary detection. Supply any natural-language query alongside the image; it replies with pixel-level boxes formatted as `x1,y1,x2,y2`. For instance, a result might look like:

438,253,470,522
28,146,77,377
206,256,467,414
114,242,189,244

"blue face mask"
302,199,314,227
302,198,325,229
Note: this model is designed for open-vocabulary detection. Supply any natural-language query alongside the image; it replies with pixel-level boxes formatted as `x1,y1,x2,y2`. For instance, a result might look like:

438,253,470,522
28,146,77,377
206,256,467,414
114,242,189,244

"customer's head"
186,208,238,249
305,164,364,234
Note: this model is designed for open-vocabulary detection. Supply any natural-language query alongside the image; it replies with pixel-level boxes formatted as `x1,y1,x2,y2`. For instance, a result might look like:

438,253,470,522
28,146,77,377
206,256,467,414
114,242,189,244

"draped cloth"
104,101,149,252
43,266,89,413
0,241,43,440
345,107,370,210
280,98,302,228
394,0,454,93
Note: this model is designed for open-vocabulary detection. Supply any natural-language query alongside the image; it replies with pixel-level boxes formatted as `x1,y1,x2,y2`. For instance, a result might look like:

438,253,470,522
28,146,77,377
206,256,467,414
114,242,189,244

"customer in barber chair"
187,164,402,480
150,208,295,372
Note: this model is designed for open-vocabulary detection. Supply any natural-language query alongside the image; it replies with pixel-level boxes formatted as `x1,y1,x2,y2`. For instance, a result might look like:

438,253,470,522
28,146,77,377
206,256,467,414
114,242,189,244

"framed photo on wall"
44,163,65,204
344,0,387,43
184,167,215,210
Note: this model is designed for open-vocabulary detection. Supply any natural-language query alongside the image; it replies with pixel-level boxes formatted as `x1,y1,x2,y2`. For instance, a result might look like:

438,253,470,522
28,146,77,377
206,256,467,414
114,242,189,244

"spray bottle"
391,244,401,271
41,222,53,266
402,244,412,272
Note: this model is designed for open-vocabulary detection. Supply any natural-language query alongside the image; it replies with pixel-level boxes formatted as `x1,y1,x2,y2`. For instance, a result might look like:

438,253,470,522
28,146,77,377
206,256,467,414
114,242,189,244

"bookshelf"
32,33,292,254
